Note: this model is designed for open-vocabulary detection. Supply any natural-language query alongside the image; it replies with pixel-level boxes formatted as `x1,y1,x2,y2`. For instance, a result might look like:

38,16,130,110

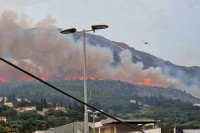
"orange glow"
20,77,35,82
79,77,84,80
144,78,152,85
90,77,96,80
0,77,8,83
1,74,167,89
134,78,168,88
64,77,104,81
40,76,47,81
20,76,47,82
64,78,70,80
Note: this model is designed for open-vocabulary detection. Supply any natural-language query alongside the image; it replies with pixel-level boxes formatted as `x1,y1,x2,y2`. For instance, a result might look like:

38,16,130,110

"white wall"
183,129,200,133
132,128,161,133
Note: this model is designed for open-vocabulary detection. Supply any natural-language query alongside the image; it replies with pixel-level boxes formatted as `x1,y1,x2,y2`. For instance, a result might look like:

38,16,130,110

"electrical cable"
0,57,145,133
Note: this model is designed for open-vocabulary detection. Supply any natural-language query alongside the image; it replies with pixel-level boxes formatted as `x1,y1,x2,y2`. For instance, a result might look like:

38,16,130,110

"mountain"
73,33,200,94
1,28,200,102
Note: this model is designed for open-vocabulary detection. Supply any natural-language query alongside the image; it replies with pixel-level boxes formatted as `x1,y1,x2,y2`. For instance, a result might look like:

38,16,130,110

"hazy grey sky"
0,0,200,67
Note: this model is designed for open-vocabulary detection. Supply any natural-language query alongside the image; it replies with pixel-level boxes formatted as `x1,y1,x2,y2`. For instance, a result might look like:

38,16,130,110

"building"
129,99,137,104
55,106,66,112
14,106,36,113
33,119,160,133
16,98,22,102
94,119,159,133
143,104,151,107
129,99,151,107
24,98,31,103
193,104,200,107
0,116,6,122
47,102,52,105
33,131,46,133
183,129,200,133
34,122,85,133
0,97,3,102
133,128,162,133
37,108,49,116
4,102,13,107
4,97,7,102
23,106,36,111
14,107,24,113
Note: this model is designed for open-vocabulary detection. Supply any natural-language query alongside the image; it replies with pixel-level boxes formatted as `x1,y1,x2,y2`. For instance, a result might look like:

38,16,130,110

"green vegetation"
0,80,200,132
0,103,85,133
117,96,200,128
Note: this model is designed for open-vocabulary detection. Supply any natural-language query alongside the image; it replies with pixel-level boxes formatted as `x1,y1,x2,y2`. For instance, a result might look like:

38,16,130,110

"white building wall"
24,107,36,111
132,128,161,133
183,129,200,133
0,118,6,122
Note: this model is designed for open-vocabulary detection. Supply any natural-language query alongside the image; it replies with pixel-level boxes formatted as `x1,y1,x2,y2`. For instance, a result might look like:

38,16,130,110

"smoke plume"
0,11,195,96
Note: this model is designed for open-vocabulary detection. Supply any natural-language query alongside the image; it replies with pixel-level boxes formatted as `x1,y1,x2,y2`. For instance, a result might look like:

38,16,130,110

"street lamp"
87,110,103,133
60,24,108,133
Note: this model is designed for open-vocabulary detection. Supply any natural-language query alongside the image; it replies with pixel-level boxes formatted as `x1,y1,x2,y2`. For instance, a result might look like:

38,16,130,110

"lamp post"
87,110,103,133
60,24,108,133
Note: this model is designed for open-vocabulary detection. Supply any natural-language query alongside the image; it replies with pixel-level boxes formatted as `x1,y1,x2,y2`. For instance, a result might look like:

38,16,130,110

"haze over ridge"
0,11,199,97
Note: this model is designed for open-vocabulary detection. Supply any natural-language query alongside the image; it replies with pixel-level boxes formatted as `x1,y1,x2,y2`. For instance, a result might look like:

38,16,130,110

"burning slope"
0,77,8,83
64,77,103,81
134,78,168,88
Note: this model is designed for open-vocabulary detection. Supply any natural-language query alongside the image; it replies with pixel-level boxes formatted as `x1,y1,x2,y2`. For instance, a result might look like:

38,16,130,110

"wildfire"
20,76,47,82
64,77,104,81
0,77,8,83
134,78,168,88
90,77,95,80
0,74,167,88
79,77,84,80
40,76,47,81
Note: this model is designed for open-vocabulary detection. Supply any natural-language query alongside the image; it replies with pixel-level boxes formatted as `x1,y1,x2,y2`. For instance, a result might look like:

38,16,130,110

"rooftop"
95,119,159,127
4,102,13,104
0,116,6,119
56,106,65,108
23,106,35,108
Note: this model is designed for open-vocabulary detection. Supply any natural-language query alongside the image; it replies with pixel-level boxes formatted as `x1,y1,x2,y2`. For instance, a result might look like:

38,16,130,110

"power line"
0,57,145,133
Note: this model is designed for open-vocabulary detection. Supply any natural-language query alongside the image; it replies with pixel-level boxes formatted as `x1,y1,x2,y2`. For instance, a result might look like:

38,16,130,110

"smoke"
0,11,195,95
98,50,184,89
0,11,113,81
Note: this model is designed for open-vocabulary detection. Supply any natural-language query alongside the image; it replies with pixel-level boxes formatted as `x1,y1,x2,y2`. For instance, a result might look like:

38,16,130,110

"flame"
0,74,167,88
19,76,47,82
134,78,168,88
79,77,84,80
90,77,95,80
0,77,8,83
41,76,47,81
64,77,104,81
20,76,35,82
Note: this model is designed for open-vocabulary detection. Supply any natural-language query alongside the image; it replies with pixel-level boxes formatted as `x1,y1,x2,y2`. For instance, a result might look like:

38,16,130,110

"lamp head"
91,24,108,31
60,27,77,34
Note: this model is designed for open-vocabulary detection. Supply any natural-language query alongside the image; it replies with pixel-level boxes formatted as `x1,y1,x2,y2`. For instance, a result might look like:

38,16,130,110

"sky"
0,0,200,67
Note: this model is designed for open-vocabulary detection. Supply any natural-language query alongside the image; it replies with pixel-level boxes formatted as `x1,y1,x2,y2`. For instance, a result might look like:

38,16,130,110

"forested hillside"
2,80,199,103
1,80,200,129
